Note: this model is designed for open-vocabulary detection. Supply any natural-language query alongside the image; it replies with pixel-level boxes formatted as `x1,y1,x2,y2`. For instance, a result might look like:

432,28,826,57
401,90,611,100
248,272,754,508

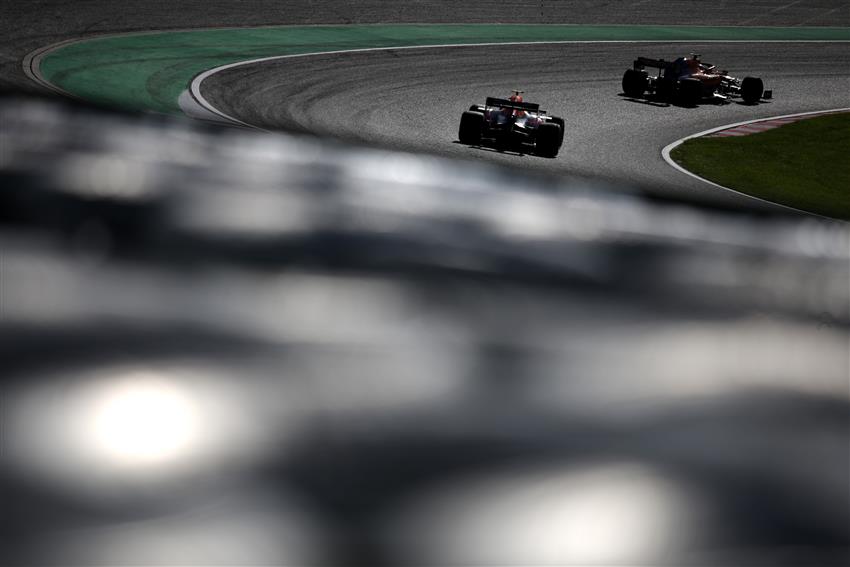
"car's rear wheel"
655,77,677,101
622,69,648,98
741,77,764,104
535,122,561,157
458,111,484,145
550,116,565,147
676,78,702,106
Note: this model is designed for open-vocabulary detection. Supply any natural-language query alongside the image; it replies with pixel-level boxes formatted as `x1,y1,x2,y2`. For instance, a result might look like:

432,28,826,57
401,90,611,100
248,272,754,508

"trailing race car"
458,91,564,157
622,54,772,106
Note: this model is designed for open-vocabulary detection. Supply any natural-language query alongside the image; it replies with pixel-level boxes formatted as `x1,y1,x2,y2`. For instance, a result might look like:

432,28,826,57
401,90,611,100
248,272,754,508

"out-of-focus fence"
1,97,847,566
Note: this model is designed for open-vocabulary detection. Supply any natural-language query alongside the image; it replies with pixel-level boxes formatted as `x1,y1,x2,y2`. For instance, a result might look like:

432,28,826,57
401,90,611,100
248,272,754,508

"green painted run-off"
40,24,850,114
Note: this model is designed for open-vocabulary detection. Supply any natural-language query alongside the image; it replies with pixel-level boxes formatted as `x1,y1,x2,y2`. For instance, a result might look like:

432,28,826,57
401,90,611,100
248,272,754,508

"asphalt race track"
200,41,850,207
4,2,848,208
4,0,848,93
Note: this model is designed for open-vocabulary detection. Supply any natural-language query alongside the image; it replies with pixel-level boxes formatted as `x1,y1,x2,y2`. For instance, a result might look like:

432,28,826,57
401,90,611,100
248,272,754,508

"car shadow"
735,100,772,106
620,92,772,109
452,140,537,158
619,94,707,109
618,93,671,108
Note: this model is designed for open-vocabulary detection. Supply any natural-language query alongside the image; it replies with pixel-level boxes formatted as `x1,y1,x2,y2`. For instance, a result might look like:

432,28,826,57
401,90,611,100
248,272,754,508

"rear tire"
622,69,648,98
536,122,561,157
550,116,565,147
656,77,677,101
676,78,702,106
741,77,764,104
458,111,484,145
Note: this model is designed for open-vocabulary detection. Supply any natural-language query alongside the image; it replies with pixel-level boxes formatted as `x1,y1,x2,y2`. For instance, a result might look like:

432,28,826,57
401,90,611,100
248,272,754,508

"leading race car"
458,91,564,157
622,54,772,106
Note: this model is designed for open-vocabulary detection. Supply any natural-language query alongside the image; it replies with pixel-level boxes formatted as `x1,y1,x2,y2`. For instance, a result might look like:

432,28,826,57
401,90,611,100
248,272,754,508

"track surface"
201,41,850,206
4,1,849,92
4,3,848,208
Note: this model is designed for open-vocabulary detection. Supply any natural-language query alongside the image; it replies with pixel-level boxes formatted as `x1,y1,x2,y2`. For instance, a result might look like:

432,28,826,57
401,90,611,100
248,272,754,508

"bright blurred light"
5,365,272,500
61,155,151,199
86,375,200,467
388,461,700,564
175,188,316,236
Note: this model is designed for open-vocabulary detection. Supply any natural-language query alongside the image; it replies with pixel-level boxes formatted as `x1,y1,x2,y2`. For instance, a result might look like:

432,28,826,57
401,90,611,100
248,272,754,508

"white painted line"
177,89,249,126
661,108,850,217
22,38,84,98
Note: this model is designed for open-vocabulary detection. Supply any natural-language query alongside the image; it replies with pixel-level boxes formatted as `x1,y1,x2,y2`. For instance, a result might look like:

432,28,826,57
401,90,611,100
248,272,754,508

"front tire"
536,122,561,157
741,77,764,104
622,69,648,98
458,111,484,145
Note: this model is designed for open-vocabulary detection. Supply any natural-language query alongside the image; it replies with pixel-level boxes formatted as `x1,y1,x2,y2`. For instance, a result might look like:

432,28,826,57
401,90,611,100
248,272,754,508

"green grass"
671,113,850,219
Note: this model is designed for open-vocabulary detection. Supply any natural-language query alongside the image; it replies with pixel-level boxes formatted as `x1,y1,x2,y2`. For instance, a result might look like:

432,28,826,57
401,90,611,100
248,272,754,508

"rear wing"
633,57,670,70
485,97,541,112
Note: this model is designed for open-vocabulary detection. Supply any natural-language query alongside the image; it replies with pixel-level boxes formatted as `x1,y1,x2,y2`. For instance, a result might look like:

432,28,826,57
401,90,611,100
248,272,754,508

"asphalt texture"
4,2,848,208
3,0,849,92
201,41,850,207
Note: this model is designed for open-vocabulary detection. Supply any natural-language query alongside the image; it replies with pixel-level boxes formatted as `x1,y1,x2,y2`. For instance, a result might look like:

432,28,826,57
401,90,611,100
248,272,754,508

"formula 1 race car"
458,92,564,157
622,54,772,106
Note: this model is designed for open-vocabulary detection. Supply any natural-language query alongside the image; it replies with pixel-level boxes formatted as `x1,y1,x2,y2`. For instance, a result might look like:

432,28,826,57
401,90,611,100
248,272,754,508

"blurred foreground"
1,97,848,565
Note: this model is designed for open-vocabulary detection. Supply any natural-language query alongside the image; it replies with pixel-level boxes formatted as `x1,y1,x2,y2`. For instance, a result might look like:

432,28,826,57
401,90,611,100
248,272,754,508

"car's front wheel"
741,77,764,104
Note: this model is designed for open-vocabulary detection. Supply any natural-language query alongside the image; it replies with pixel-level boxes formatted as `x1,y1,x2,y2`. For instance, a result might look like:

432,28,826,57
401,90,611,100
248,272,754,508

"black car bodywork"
458,97,564,157
622,57,772,106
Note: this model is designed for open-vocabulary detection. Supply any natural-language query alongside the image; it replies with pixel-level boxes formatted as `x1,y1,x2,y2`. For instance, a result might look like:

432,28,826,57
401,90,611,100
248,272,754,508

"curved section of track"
200,41,850,207
5,1,849,93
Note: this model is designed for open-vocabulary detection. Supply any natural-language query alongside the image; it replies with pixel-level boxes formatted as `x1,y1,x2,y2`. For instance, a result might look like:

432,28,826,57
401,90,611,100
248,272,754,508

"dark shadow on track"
452,140,557,159
618,93,672,108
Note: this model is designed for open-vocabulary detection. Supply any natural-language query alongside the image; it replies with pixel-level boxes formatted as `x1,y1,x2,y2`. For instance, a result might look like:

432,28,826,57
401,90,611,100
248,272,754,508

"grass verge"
671,113,850,219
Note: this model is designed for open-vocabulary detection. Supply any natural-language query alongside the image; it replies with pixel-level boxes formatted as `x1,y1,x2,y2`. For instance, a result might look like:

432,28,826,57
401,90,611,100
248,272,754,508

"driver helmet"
685,56,700,74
